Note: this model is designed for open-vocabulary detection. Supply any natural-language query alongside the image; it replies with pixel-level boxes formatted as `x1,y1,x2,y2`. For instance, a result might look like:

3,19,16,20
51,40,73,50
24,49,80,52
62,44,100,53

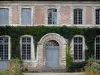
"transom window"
46,40,59,46
21,36,32,60
0,8,9,25
73,9,83,24
48,8,57,24
95,9,100,25
0,36,10,60
73,36,84,62
21,8,32,25
95,36,100,60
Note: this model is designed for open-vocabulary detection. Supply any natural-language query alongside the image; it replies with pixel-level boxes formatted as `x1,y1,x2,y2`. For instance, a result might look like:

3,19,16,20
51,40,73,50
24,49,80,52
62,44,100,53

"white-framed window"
21,8,33,25
73,8,83,24
0,8,9,25
20,35,34,61
0,35,11,60
95,9,100,25
48,8,57,25
72,35,85,62
71,7,85,25
95,36,100,61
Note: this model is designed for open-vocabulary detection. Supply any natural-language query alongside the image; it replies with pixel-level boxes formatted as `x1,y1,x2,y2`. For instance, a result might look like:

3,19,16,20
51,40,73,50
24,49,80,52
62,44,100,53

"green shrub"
87,57,96,65
0,71,8,75
66,44,86,72
8,58,23,75
66,44,73,71
84,57,100,74
68,61,86,72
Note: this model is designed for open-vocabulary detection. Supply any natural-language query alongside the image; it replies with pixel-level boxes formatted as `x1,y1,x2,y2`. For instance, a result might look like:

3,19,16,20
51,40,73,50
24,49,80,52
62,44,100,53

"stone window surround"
0,35,11,60
19,6,34,26
0,6,11,26
45,6,60,26
20,35,35,62
73,8,83,24
71,35,85,62
71,6,86,26
93,7,100,26
47,8,57,25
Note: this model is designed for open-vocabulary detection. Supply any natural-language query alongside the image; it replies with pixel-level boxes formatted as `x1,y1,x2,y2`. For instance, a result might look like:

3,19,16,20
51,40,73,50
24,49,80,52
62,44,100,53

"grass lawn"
0,72,5,75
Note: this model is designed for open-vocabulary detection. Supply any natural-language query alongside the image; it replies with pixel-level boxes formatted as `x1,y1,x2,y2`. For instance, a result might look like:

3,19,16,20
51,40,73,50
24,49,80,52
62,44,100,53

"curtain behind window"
21,8,32,25
0,8,9,25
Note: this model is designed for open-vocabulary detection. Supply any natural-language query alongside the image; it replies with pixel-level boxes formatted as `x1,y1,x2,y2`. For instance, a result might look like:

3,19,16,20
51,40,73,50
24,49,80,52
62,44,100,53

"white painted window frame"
71,6,86,26
95,35,100,62
45,6,60,26
19,6,34,26
72,35,85,62
0,35,11,60
20,35,35,62
0,6,11,26
93,7,100,26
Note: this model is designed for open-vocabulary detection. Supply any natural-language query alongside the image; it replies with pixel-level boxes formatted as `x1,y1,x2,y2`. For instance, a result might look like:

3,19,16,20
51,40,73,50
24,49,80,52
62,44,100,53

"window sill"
73,60,85,62
0,60,10,61
22,60,37,62
1,24,100,27
96,60,100,62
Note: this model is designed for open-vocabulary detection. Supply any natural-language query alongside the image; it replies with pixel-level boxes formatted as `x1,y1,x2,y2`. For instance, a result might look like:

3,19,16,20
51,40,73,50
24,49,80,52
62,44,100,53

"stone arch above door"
37,33,67,69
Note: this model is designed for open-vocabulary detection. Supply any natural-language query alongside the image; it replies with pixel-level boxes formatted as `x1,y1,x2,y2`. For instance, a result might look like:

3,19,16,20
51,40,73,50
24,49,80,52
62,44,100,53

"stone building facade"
0,1,100,71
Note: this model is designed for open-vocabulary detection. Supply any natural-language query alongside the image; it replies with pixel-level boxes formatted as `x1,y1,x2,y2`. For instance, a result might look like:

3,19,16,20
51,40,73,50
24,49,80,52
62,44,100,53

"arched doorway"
37,33,67,69
45,40,59,68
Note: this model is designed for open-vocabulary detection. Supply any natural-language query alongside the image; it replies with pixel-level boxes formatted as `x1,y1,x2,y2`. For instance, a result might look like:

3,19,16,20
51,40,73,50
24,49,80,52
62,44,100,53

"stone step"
42,68,66,72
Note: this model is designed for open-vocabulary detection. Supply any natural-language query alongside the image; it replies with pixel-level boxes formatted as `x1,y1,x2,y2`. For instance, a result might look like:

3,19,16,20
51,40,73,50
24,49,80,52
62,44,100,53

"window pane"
27,44,31,60
74,9,83,24
21,37,31,60
27,37,31,43
22,37,26,43
48,9,57,24
22,44,26,60
74,44,78,59
96,37,100,60
74,37,83,61
21,8,32,25
96,37,100,43
0,37,9,60
96,9,100,25
0,8,9,25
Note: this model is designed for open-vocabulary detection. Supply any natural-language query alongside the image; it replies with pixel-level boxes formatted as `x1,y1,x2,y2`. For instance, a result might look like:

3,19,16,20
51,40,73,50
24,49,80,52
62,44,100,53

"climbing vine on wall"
0,26,99,70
